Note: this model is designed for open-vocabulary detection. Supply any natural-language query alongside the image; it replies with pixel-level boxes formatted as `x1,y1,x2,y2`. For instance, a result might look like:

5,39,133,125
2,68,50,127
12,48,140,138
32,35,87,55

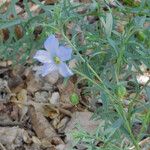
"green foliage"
0,0,150,149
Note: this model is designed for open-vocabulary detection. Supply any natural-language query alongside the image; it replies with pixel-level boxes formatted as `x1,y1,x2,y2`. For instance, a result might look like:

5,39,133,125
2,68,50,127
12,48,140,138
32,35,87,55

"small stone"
7,60,12,66
0,127,30,148
15,5,22,14
97,98,103,103
42,83,53,92
56,144,66,150
137,75,149,85
44,71,59,84
35,91,50,103
0,61,7,67
49,92,60,105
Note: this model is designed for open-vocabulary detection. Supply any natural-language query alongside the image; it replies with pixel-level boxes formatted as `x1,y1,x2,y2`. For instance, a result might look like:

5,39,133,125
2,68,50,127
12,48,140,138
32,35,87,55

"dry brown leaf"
17,89,27,106
42,105,59,119
16,89,28,120
0,102,19,122
58,80,74,104
10,104,20,121
29,107,58,142
26,73,43,94
65,111,100,134
56,116,70,132
52,116,70,132
32,136,41,145
0,79,12,103
8,67,24,93
52,115,61,129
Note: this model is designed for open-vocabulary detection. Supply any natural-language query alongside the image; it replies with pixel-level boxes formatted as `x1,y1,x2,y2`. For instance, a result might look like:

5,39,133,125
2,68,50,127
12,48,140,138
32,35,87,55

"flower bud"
70,93,79,105
115,85,127,99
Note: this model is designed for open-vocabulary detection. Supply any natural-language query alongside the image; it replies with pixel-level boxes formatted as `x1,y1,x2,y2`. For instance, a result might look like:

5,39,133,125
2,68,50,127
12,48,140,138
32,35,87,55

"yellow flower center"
53,56,61,64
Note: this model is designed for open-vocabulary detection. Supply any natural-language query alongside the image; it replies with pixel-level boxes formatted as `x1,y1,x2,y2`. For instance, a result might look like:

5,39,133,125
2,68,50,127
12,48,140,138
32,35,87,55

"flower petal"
44,35,59,56
57,46,72,61
38,63,57,77
58,62,73,77
33,50,51,63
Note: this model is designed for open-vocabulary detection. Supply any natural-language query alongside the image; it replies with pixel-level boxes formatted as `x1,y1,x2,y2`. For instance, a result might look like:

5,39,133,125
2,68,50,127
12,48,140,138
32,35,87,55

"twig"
0,143,7,150
129,137,150,150
58,108,72,117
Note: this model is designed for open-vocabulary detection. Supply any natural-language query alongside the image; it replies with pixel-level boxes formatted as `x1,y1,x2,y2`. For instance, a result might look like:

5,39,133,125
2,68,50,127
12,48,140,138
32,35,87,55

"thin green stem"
63,33,140,149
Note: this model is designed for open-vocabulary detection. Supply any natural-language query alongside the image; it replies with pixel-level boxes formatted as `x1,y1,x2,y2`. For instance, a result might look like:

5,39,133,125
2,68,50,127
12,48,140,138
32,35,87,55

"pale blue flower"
34,35,73,77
